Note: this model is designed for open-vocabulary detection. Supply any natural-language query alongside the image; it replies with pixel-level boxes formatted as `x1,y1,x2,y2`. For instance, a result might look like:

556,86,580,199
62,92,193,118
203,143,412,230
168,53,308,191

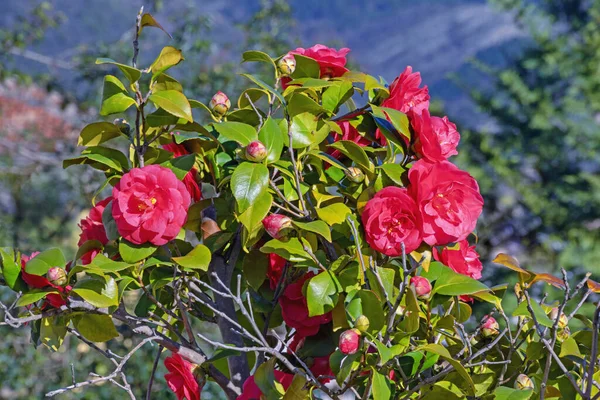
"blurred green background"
1,0,599,398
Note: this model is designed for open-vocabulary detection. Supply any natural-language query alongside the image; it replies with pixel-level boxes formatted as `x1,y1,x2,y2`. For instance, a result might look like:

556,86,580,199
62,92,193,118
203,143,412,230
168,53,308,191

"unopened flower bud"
209,91,231,117
113,118,131,135
549,307,569,329
244,140,267,162
344,167,365,183
47,267,67,286
481,315,499,338
410,276,432,300
355,315,370,333
262,214,293,239
339,329,361,355
514,374,534,390
277,53,296,76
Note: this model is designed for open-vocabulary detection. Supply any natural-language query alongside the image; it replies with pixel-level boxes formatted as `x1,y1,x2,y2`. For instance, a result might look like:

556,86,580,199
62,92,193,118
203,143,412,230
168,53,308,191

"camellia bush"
2,9,600,400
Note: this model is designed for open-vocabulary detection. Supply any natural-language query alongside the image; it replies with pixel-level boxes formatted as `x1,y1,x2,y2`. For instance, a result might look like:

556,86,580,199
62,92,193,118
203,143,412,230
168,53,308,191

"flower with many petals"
163,139,202,202
267,253,286,290
164,353,201,400
362,186,422,256
237,370,294,400
433,240,483,280
382,66,430,115
77,197,111,265
20,253,70,308
112,165,191,246
281,44,350,88
408,160,483,246
409,109,460,163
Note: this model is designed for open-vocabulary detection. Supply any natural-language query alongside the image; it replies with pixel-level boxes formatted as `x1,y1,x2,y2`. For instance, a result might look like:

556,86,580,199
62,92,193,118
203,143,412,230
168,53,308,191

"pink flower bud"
47,267,67,286
277,53,296,76
481,315,499,338
262,214,293,239
549,307,568,329
245,140,267,162
410,276,432,299
339,329,361,355
514,374,534,390
209,91,231,116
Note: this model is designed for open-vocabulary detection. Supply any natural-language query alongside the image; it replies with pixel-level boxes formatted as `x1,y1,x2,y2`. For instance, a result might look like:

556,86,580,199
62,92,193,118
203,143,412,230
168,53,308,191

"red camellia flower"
408,160,483,246
382,66,430,114
328,121,370,160
237,370,294,400
362,186,422,256
291,44,350,78
163,140,202,202
433,240,483,280
409,109,460,163
20,253,69,308
112,165,191,246
279,272,332,337
77,197,111,265
164,353,200,400
267,253,286,290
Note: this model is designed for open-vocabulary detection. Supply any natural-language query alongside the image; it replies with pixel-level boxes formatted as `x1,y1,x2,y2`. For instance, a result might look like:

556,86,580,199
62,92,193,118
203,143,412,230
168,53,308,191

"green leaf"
328,140,371,171
78,121,123,147
63,146,129,172
399,351,439,377
149,90,193,122
418,343,475,396
493,386,533,400
287,92,328,118
101,201,119,241
87,254,132,272
242,50,276,69
316,203,352,226
72,277,119,308
346,290,385,334
231,162,270,212
243,250,268,291
16,290,57,307
258,117,284,163
150,46,184,74
559,336,582,358
254,358,285,398
119,240,157,263
139,13,171,37
100,75,136,116
96,58,141,84
74,314,119,342
25,248,65,275
238,192,272,231
512,300,554,328
378,164,406,186
213,121,257,146
307,150,349,170
1,248,24,291
306,271,341,317
293,220,332,242
240,73,286,106
398,287,420,334
290,54,320,79
430,264,490,296
282,374,310,400
322,81,354,112
161,154,196,180
40,316,68,352
153,73,183,92
172,244,212,271
260,238,312,263
371,369,392,400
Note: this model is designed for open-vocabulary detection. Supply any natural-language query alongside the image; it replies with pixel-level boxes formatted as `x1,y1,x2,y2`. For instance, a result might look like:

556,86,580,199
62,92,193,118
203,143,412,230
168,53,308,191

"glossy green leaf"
153,73,183,92
493,386,533,400
119,240,157,263
100,75,137,116
346,290,385,334
306,271,341,317
260,238,312,262
293,220,332,242
1,248,24,291
25,248,65,275
72,277,119,308
430,264,489,296
322,81,354,112
213,121,257,146
287,92,328,117
16,290,57,307
63,146,129,172
242,50,276,69
172,244,212,271
258,117,284,163
87,254,132,272
240,73,286,106
150,46,183,74
328,140,371,171
378,164,406,186
74,314,119,342
243,250,268,291
231,162,270,212
96,58,141,83
282,374,310,400
290,54,320,79
371,369,392,400
559,336,582,358
238,192,272,231
254,358,285,398
149,90,193,122
316,203,352,226
418,343,475,396
139,13,171,37
512,300,554,328
78,121,123,146
161,154,196,180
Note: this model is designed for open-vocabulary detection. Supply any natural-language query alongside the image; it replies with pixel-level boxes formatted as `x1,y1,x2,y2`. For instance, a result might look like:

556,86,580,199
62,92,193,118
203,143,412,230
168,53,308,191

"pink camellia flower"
20,253,70,309
328,121,370,161
281,44,350,89
237,370,294,400
279,272,332,337
408,160,484,246
481,315,499,338
409,109,460,162
433,240,483,280
339,329,361,355
112,165,191,246
267,253,286,290
77,197,111,265
262,214,293,239
382,66,430,115
164,353,200,400
410,276,432,299
361,187,422,256
163,140,202,202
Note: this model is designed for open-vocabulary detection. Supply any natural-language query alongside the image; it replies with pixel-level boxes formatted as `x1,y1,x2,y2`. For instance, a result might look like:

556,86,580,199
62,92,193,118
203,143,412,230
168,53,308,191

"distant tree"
460,0,600,273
